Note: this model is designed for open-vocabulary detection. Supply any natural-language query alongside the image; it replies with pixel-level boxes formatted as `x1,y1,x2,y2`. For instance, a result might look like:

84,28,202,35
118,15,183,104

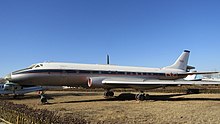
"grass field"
4,90,220,124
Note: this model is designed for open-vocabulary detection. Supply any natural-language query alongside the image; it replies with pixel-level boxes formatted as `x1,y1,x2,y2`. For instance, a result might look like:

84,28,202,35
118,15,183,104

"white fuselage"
5,50,191,90
6,62,187,89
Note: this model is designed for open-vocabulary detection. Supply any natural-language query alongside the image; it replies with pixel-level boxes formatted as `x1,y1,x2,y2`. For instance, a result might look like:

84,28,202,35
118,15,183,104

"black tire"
135,94,139,100
40,95,47,104
109,91,114,97
104,91,114,97
104,91,108,97
137,94,145,101
145,94,150,100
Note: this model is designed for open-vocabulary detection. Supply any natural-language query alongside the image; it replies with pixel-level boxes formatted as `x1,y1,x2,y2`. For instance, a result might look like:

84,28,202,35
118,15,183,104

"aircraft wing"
102,79,220,85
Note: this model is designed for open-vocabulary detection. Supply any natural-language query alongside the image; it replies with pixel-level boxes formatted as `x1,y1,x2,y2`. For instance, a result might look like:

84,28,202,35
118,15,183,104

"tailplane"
164,50,190,71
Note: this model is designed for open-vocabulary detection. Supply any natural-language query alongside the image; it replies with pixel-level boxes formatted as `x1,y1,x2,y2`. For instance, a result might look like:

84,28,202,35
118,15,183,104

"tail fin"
164,50,190,71
107,54,110,65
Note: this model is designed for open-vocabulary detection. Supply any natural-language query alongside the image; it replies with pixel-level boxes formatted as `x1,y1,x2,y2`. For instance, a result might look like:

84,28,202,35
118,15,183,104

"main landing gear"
135,91,150,101
104,90,150,101
104,90,114,98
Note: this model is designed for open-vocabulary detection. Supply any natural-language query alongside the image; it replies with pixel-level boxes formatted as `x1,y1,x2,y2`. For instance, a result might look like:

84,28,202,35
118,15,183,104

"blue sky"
0,0,220,77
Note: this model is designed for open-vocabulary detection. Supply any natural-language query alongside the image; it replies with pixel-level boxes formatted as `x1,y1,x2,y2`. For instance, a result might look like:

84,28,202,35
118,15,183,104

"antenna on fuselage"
107,54,110,65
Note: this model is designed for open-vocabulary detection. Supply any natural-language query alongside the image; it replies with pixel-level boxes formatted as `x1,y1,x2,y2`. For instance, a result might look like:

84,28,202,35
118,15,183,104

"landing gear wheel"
40,94,48,104
137,94,145,101
40,91,48,104
135,92,149,101
135,94,139,100
104,91,114,98
145,94,150,100
109,91,114,97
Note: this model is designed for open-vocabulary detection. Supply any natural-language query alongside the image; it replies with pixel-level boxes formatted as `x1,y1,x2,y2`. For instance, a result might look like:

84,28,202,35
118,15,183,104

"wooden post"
16,116,19,124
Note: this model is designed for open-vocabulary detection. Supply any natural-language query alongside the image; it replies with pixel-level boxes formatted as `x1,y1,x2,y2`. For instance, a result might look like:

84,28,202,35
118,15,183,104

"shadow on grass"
1,92,220,103
59,93,220,104
0,92,101,100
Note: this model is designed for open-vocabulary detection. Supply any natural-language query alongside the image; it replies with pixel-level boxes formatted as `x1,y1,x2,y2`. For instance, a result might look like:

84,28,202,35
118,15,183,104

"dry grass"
4,91,220,124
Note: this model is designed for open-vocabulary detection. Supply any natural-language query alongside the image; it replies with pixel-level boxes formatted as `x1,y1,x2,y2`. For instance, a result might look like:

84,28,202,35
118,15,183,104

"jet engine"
87,77,106,88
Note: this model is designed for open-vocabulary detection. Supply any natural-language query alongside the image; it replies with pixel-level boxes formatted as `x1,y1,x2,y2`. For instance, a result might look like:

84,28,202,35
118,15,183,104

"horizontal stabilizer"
186,71,218,75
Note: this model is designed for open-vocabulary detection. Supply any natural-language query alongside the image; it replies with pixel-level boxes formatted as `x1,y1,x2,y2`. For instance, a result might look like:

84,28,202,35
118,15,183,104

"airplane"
3,50,220,101
0,78,61,100
0,82,44,98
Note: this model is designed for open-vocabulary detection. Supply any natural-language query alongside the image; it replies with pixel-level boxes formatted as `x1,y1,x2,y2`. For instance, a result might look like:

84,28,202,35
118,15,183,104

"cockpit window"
12,64,36,74
12,63,44,74
33,64,44,68
28,64,36,69
34,64,44,68
35,65,40,68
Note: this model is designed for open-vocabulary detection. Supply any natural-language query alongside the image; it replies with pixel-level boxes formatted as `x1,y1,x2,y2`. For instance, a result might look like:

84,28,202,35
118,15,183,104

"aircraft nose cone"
4,73,12,81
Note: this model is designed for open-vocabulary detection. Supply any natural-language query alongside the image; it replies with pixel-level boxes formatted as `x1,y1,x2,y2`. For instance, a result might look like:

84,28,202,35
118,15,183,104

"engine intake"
87,77,105,88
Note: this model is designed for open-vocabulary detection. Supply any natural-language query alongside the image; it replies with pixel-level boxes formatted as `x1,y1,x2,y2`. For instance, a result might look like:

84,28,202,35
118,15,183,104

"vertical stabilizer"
107,54,110,65
164,50,190,71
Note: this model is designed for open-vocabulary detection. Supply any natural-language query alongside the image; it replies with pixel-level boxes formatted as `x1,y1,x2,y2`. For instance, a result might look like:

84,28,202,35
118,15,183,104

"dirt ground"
5,91,220,124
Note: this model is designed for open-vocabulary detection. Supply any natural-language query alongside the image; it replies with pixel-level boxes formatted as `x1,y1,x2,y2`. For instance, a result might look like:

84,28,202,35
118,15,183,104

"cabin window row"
19,70,165,76
61,70,165,76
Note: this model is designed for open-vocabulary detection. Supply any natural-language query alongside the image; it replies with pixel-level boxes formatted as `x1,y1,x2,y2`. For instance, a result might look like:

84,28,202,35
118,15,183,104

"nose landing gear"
39,91,48,104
